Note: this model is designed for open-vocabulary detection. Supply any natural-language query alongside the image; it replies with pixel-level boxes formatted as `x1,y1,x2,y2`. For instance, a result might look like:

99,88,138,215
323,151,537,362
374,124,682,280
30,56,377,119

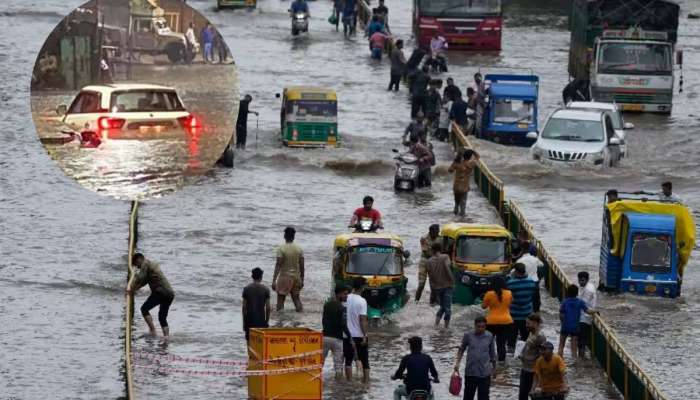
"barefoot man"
127,253,175,338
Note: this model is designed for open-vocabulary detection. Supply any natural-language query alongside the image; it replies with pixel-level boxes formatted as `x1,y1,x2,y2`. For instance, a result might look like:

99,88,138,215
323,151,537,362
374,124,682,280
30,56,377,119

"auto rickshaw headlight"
664,287,671,295
370,289,379,297
461,275,471,284
628,284,635,292
388,288,397,296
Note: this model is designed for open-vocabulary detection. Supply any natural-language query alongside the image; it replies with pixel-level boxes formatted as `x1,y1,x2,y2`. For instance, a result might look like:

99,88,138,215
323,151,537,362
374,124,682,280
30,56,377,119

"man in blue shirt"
290,0,309,14
454,316,496,400
450,93,469,128
507,263,540,353
392,336,439,399
559,285,595,358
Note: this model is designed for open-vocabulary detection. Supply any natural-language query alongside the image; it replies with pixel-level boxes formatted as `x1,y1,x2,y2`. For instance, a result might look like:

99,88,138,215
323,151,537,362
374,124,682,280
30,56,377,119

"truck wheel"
165,43,185,63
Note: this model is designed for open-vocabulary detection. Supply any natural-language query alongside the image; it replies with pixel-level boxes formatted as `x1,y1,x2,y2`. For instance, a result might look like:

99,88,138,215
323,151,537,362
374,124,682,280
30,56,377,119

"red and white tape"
133,363,323,377
132,349,323,367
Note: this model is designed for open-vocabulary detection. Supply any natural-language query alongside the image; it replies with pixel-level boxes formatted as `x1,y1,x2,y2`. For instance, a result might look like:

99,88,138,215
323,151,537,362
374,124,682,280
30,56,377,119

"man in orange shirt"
530,342,569,400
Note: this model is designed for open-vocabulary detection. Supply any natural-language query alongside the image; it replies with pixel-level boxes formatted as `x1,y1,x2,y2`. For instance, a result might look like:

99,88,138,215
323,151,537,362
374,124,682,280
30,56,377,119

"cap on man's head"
540,341,554,350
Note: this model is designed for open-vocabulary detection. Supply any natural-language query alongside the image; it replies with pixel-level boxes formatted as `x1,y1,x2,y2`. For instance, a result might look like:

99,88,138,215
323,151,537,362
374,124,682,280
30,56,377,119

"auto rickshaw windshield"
493,99,533,123
286,100,337,117
347,246,402,275
631,234,671,273
456,236,507,263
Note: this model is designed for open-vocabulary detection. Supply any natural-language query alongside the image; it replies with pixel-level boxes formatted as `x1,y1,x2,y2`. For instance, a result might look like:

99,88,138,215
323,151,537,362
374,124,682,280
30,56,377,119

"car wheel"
165,42,185,63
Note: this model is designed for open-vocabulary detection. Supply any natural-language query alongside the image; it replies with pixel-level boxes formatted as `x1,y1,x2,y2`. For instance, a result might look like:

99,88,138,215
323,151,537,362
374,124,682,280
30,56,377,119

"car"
566,101,634,157
56,83,199,139
528,108,623,168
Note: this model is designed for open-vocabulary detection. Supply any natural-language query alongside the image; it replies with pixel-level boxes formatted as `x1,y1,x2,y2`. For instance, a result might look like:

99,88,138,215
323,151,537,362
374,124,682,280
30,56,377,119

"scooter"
391,374,436,400
392,149,419,192
349,218,380,233
291,12,309,36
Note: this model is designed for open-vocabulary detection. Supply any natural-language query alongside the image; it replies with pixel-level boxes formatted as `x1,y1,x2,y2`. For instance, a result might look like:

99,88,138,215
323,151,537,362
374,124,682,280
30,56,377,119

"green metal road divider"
125,200,139,399
450,122,667,400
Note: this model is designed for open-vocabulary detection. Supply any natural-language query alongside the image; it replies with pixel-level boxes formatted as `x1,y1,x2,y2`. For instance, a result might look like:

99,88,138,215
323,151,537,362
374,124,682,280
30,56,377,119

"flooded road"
0,0,693,399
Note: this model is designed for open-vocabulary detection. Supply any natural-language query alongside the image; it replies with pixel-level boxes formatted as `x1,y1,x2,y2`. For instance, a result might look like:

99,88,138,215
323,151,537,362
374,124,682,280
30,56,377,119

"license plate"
622,104,644,111
399,181,410,189
517,123,529,129
452,38,470,44
139,125,167,133
645,284,657,293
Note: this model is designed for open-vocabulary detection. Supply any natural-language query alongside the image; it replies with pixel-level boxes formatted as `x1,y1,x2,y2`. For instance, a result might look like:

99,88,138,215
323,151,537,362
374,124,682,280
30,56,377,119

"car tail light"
98,117,125,130
178,114,200,129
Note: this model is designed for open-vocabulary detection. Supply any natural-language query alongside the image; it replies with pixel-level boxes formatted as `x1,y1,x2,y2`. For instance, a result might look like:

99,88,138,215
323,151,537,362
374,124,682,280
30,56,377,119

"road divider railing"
450,122,668,400
125,200,139,399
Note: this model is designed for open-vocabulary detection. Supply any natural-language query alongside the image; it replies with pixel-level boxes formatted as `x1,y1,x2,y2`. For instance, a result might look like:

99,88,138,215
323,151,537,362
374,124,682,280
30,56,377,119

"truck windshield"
110,90,185,112
417,0,501,16
598,43,672,75
493,99,534,123
286,100,337,117
456,236,507,263
347,246,402,276
541,118,604,142
630,234,671,273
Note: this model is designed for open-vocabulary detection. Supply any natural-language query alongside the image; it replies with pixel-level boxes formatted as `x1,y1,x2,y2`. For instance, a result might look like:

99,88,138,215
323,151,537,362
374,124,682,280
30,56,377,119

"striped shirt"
507,275,538,321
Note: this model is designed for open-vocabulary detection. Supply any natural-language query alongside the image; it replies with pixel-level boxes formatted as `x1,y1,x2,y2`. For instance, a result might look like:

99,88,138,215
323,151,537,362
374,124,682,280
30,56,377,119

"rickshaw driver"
349,195,384,231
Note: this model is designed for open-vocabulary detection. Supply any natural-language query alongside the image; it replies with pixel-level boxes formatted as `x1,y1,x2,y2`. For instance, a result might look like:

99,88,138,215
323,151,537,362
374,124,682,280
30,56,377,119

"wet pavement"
1,0,698,399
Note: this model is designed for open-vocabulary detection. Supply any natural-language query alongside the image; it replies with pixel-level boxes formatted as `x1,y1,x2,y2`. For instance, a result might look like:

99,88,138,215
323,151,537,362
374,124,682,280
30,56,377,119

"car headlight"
388,288,397,296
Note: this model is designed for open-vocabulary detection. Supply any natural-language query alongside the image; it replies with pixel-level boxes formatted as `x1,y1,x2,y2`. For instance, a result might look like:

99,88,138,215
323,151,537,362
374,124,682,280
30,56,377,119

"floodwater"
0,0,693,399
29,3,239,200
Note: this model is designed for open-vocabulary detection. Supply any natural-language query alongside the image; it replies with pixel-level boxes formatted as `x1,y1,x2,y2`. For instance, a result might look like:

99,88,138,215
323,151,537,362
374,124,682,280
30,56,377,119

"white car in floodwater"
56,83,198,139
528,108,624,168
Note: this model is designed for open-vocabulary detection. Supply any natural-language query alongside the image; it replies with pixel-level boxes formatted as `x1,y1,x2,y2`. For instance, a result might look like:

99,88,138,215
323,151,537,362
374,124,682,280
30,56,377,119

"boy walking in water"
127,253,175,338
558,285,595,357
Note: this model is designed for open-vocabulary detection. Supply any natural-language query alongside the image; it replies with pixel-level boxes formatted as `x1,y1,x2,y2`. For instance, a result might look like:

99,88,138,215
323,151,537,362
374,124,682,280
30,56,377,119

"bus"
413,0,503,51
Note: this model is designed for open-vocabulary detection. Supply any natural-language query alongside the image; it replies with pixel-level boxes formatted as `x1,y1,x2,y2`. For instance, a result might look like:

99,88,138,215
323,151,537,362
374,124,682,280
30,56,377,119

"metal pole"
256,115,259,149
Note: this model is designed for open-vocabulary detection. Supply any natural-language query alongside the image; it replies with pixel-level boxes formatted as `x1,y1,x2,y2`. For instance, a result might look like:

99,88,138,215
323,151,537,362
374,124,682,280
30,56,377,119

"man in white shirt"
577,271,597,358
185,22,198,64
344,277,370,383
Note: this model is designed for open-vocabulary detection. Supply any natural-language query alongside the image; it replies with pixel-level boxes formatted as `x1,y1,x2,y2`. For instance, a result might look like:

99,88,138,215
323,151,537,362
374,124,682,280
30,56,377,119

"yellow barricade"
248,328,323,400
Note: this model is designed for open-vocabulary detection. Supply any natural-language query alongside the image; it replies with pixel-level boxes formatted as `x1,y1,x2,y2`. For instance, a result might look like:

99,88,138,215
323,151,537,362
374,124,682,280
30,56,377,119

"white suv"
567,101,634,158
528,108,624,168
56,83,198,138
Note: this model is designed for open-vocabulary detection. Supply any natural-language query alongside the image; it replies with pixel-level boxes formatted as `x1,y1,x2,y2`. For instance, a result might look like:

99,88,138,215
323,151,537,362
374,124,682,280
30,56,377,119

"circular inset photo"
30,0,239,199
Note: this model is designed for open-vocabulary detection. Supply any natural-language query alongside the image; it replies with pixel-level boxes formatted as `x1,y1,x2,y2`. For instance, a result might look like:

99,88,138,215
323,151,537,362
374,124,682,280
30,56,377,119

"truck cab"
475,73,539,146
599,193,695,298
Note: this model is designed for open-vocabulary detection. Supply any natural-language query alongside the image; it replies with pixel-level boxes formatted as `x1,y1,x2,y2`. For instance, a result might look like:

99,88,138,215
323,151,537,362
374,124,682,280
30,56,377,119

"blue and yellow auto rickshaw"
475,73,539,146
441,223,515,305
278,86,339,147
332,233,409,319
599,192,695,297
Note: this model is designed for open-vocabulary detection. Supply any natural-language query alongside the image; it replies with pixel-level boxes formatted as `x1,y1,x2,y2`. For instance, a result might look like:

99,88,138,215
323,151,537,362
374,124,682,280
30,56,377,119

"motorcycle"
392,149,419,192
349,217,380,233
291,12,309,36
391,374,436,400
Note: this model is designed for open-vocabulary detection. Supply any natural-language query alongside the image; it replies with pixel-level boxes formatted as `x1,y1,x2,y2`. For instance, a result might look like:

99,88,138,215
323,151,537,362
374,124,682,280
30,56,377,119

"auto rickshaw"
217,0,256,9
600,192,695,297
441,223,514,305
277,86,339,147
332,232,409,319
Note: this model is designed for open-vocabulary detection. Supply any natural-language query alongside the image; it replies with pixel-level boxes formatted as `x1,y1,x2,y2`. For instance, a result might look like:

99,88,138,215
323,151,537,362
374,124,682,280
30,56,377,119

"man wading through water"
236,94,258,150
272,227,305,312
127,253,175,338
416,224,442,305
241,267,271,342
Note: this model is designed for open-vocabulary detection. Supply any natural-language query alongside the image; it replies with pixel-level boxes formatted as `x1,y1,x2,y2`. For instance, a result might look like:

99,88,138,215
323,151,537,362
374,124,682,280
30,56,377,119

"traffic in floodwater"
1,0,697,399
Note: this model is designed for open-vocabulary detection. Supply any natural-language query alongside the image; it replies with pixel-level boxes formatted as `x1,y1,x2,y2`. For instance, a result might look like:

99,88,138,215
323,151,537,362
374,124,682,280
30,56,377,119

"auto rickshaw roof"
284,86,337,101
489,82,538,100
607,200,696,271
440,223,512,239
334,232,404,248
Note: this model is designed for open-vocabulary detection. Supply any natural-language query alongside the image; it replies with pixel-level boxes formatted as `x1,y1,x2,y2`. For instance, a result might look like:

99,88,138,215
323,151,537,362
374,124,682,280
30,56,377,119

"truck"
599,192,695,298
413,0,503,51
568,0,681,113
128,1,195,64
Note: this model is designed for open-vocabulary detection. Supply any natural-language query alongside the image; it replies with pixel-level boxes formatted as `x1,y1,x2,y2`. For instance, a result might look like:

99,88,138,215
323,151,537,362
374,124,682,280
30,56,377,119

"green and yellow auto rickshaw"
332,232,409,319
278,86,339,147
217,0,256,9
441,223,514,305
